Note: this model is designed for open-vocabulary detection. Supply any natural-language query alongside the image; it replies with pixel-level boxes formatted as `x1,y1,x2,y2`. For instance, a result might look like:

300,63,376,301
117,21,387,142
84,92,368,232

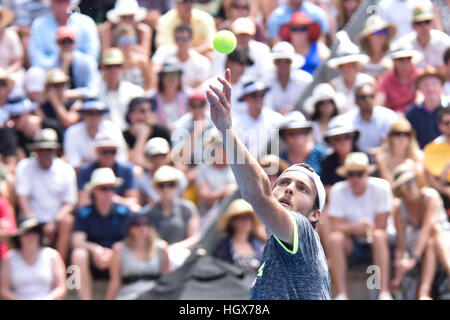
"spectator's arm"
16,195,35,218
0,254,20,300
105,242,123,300
196,181,230,205
392,199,407,261
374,212,389,230
72,231,100,253
329,216,374,238
54,203,75,222
170,211,201,250
160,240,170,275
44,250,67,300
425,170,449,196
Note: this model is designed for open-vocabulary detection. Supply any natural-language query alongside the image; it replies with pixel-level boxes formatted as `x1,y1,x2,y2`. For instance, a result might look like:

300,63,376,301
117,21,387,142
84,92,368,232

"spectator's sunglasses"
50,82,67,88
0,80,8,87
98,186,116,192
329,134,354,142
105,64,123,69
440,120,450,127
346,171,365,178
58,37,74,46
390,131,411,138
156,181,177,189
374,28,388,36
285,128,310,136
290,25,309,33
99,148,117,156
356,93,375,101
274,59,292,65
131,220,150,227
118,37,137,46
413,20,431,27
394,57,412,63
175,36,191,43
232,4,249,10
316,99,334,107
247,91,266,99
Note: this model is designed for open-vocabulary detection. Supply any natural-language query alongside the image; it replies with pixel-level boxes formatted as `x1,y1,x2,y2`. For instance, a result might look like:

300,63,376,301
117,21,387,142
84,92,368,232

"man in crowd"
327,152,394,300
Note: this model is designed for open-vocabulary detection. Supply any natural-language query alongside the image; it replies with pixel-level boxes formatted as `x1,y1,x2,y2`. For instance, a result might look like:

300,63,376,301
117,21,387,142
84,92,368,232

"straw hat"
271,41,305,69
323,124,360,144
388,117,415,136
102,47,125,66
392,162,417,195
45,69,70,86
92,131,119,150
303,83,344,116
0,6,14,30
0,68,14,92
358,15,397,54
258,154,290,176
327,32,369,69
152,165,180,186
412,6,434,23
414,65,445,88
145,137,170,157
106,0,148,24
84,167,123,192
27,128,60,150
218,198,261,235
336,152,376,177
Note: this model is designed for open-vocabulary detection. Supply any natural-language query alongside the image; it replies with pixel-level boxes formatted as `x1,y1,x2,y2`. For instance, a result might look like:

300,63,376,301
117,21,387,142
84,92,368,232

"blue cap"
78,99,108,113
6,97,37,117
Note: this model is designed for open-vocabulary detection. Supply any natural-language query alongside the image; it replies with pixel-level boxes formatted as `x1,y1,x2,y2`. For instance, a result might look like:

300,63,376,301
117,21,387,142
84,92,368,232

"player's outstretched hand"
206,68,233,134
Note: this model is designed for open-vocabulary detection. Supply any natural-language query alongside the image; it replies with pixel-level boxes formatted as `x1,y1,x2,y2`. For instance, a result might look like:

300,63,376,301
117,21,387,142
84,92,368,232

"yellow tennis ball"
213,30,237,54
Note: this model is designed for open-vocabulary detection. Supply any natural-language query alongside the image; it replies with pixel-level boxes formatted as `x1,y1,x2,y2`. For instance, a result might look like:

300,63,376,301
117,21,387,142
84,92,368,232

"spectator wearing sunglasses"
395,7,450,70
142,165,200,270
77,132,140,211
328,152,394,300
406,66,447,149
357,15,397,78
375,43,423,114
112,23,153,91
48,26,100,100
72,167,133,300
152,24,211,90
372,117,424,188
331,82,398,154
390,162,450,299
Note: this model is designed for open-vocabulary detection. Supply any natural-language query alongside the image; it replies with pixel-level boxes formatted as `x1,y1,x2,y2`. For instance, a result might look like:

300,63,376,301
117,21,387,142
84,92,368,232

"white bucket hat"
303,83,344,116
145,137,170,157
327,31,369,69
271,41,305,69
107,0,148,24
84,167,123,192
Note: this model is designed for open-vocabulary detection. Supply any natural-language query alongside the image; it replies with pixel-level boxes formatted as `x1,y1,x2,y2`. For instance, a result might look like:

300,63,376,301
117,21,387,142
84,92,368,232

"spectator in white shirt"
15,128,77,261
327,152,394,300
64,99,128,170
265,41,312,115
396,6,450,70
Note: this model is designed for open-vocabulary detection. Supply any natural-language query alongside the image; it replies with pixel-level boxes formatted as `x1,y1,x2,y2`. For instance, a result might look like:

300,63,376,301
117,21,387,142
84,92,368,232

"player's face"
273,170,317,217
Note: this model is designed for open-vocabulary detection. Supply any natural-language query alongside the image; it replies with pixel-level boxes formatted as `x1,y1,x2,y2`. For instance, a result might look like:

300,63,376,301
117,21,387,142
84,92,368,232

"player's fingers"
209,84,229,109
206,90,222,110
225,68,231,84
217,76,232,103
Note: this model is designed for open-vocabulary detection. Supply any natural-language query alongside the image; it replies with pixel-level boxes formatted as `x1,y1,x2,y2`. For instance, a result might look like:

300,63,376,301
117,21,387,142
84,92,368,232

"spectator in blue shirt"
71,167,133,300
28,0,99,69
266,0,329,45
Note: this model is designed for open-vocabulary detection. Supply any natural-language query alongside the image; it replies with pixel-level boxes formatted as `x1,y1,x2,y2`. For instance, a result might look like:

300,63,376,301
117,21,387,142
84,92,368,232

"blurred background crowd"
0,0,449,300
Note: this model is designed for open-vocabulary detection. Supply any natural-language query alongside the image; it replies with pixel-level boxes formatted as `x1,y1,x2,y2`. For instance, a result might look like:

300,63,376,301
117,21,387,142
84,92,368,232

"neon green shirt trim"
273,215,299,255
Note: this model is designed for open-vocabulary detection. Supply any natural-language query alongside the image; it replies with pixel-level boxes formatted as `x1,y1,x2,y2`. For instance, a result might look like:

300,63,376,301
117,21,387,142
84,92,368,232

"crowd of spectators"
0,0,449,300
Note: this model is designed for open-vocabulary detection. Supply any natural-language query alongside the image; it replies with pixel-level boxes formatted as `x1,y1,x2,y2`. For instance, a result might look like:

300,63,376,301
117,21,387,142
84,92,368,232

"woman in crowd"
279,111,327,175
113,24,153,91
333,0,363,30
0,218,67,300
106,212,169,300
391,163,450,299
214,198,264,273
304,83,341,147
372,117,424,188
357,15,397,78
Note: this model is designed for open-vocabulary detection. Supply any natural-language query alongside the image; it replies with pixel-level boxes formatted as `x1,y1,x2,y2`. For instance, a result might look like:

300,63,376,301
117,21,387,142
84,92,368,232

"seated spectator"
0,68,14,126
303,83,342,147
106,212,169,300
406,65,447,149
137,0,175,31
327,33,373,113
433,0,450,35
28,0,100,68
148,61,190,129
357,14,397,78
375,43,423,114
123,97,172,168
266,0,329,46
0,125,18,176
77,132,139,211
390,162,450,299
195,128,237,218
137,137,187,205
279,111,327,175
444,48,450,96
214,198,264,273
265,41,313,114
332,0,362,31
47,26,100,100
142,165,201,269
98,48,145,131
328,152,394,300
24,66,46,105
64,99,128,170
372,117,424,187
396,6,450,70
0,6,25,97
0,195,16,265
152,24,211,90
7,97,62,159
423,107,450,214
279,11,330,75
71,168,133,300
0,218,67,300
100,0,152,57
38,69,81,130
155,0,217,57
233,80,284,158
331,82,398,154
112,23,153,91
15,128,77,261
258,154,290,190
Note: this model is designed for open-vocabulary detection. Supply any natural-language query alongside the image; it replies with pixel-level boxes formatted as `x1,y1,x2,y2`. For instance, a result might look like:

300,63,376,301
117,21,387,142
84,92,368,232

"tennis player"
206,69,331,300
